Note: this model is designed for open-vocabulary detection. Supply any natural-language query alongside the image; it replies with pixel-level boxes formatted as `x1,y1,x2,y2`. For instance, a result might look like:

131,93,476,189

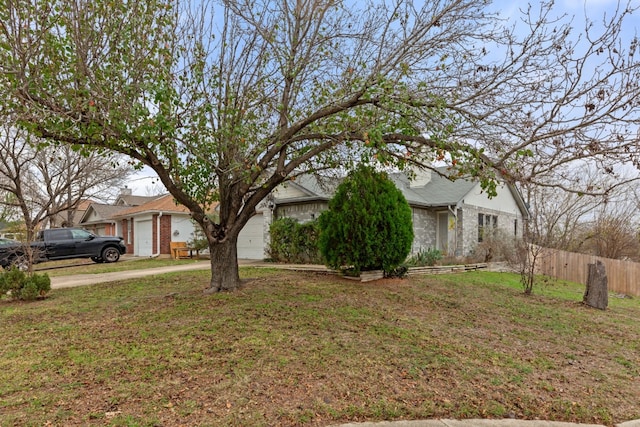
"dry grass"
1,268,639,426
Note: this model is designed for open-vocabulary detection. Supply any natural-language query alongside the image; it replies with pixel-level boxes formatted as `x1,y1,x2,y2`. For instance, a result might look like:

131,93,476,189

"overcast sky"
127,0,639,196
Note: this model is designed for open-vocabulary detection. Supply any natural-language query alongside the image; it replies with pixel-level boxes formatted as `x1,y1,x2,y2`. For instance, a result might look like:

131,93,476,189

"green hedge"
268,217,323,264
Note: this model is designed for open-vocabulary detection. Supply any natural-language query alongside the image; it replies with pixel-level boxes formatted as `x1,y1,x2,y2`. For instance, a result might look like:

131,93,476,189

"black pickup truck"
0,228,127,269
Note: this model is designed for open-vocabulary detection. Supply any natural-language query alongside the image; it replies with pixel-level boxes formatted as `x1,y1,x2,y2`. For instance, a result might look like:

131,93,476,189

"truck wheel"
101,247,120,263
91,256,104,263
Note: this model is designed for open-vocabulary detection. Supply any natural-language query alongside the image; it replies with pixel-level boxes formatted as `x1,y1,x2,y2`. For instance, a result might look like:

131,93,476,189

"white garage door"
237,214,264,259
135,219,153,257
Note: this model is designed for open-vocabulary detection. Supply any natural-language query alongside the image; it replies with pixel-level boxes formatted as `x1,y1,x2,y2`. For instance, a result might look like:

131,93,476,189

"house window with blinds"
478,213,498,242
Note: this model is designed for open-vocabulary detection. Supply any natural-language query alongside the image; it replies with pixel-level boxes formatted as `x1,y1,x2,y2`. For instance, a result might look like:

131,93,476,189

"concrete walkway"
48,261,640,427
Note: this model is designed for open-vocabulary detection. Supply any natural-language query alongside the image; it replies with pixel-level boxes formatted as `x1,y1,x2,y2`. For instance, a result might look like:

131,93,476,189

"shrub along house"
270,168,529,258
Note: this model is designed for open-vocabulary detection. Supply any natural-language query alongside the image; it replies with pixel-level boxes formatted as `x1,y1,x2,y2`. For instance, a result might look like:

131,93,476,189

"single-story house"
110,194,199,257
48,198,93,228
270,167,529,258
79,188,162,238
80,203,130,237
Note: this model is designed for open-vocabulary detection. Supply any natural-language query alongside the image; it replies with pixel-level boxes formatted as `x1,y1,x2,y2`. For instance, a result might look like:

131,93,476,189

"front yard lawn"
1,269,638,426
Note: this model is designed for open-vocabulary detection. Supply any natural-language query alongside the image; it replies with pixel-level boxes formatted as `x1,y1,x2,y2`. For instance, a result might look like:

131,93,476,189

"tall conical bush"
319,165,413,274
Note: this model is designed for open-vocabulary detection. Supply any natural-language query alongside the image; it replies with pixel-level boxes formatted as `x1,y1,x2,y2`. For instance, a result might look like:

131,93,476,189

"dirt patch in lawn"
1,269,639,426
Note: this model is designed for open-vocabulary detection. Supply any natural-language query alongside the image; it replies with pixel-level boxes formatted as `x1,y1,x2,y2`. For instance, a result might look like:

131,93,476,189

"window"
478,213,498,242
48,229,72,240
514,219,518,237
70,229,93,240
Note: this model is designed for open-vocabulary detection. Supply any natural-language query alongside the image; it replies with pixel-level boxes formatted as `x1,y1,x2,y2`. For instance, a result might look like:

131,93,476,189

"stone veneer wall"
410,207,437,254
276,202,329,223
275,202,439,257
459,204,523,257
272,201,524,259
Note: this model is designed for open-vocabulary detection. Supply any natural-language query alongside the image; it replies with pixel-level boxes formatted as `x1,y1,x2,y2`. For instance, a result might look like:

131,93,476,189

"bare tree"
0,194,22,232
0,125,45,239
0,123,133,238
36,144,132,227
520,165,636,251
516,168,640,292
578,200,640,260
1,0,640,291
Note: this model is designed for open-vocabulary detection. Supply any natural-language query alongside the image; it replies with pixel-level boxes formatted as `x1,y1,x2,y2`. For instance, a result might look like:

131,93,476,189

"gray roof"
274,174,341,204
293,174,340,199
276,168,477,208
390,170,477,207
116,194,160,207
80,203,131,224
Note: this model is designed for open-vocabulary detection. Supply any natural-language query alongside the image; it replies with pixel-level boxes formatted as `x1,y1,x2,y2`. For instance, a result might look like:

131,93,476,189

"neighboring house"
49,198,93,228
77,187,269,259
79,188,161,237
111,194,196,257
270,168,529,258
79,203,131,237
114,187,160,208
50,186,156,228
106,192,268,259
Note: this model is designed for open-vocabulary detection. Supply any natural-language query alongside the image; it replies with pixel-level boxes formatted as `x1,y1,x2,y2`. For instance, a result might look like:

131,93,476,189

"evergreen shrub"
268,217,322,263
318,165,413,274
0,268,51,301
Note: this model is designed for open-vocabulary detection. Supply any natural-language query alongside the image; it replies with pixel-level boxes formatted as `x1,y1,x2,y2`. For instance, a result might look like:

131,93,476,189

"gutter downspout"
448,204,460,257
150,212,163,258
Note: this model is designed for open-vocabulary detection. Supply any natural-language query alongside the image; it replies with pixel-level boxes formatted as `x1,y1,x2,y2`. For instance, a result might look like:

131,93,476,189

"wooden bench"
170,241,202,260
170,241,190,260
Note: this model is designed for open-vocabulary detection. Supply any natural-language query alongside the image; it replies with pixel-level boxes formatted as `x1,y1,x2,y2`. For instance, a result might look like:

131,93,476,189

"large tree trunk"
205,236,241,293
583,260,608,310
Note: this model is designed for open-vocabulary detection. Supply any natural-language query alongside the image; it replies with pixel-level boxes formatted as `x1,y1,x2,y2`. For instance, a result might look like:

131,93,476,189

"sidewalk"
49,259,329,289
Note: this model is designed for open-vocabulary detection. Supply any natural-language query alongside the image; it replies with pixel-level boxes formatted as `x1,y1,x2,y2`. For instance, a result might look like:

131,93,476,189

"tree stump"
583,260,608,310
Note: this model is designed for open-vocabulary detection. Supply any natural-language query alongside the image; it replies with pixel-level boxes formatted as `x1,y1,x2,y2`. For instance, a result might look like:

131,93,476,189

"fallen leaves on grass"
1,269,639,426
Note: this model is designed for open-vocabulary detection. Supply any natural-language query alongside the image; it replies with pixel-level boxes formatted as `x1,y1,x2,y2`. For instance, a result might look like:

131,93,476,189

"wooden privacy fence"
534,246,640,297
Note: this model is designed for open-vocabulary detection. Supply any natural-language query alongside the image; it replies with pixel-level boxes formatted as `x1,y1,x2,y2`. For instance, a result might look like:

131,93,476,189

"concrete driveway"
50,260,212,289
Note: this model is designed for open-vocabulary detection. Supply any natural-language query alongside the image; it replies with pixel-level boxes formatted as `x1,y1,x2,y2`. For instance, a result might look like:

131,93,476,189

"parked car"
0,228,126,269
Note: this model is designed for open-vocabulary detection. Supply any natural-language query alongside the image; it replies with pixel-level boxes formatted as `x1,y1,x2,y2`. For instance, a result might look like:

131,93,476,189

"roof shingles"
114,194,191,217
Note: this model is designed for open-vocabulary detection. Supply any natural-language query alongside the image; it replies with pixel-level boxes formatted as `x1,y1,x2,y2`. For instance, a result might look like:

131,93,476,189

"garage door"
237,214,264,259
135,219,153,257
